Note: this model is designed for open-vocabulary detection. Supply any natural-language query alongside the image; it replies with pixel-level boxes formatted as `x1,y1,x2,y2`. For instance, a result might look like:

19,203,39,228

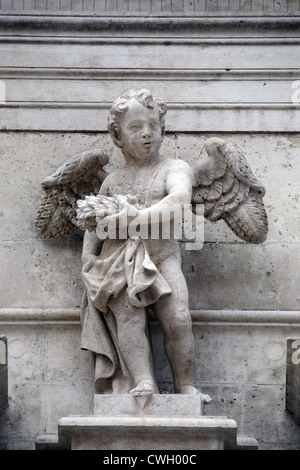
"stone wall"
0,5,300,450
0,0,300,16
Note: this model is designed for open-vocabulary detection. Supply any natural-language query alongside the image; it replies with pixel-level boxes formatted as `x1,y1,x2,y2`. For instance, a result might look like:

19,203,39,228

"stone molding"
1,308,300,325
1,15,300,35
1,66,300,78
1,106,299,132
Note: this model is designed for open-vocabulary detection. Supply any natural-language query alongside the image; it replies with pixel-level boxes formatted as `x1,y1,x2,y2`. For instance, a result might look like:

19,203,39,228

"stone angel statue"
35,88,268,402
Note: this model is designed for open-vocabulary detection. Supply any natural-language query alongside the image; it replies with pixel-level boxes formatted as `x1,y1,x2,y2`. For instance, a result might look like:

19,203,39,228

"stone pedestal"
42,394,258,451
58,415,239,450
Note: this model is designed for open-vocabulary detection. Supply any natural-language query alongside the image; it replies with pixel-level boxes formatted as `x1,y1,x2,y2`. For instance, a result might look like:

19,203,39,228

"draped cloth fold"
80,237,172,393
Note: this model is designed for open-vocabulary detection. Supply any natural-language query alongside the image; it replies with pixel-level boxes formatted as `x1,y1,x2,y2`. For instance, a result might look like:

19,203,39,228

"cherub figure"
36,88,268,403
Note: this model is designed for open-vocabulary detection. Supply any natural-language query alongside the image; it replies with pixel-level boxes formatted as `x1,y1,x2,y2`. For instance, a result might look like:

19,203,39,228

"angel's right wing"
35,148,109,239
192,137,268,244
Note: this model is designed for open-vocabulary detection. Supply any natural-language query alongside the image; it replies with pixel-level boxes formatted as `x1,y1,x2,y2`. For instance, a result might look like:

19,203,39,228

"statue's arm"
81,230,102,266
138,159,192,223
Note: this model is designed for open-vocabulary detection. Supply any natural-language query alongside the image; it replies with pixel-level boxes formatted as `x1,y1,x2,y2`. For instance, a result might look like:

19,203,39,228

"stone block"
35,433,62,450
94,393,203,416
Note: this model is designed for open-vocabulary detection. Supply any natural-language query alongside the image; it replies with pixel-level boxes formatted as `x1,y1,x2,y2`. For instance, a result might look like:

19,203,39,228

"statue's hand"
98,201,139,230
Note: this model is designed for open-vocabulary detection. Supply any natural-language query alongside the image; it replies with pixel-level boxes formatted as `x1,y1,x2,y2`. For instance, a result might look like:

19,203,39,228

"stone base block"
94,393,203,416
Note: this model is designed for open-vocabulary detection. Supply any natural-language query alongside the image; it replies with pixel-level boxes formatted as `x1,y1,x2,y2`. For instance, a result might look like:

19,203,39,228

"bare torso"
99,156,183,266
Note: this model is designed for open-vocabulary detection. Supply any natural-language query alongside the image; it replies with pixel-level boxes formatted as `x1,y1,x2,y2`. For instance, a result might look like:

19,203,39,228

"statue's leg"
108,290,158,396
154,255,212,403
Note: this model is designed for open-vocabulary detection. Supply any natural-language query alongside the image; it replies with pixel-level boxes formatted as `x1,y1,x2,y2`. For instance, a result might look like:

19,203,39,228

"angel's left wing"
192,137,268,244
35,148,109,239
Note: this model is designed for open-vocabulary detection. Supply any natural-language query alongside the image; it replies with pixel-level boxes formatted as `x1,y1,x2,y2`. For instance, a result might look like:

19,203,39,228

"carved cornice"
0,12,299,132
0,14,300,38
1,34,300,43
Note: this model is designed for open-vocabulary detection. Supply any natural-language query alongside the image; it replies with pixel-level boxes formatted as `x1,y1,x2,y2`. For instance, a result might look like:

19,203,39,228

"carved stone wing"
35,148,109,239
192,137,268,244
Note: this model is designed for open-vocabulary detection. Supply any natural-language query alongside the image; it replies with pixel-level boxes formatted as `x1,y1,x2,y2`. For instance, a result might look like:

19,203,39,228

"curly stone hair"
107,88,167,148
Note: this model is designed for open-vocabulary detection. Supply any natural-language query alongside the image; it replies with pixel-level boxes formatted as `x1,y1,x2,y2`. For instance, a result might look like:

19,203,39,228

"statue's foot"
200,393,212,404
130,380,157,397
178,385,212,404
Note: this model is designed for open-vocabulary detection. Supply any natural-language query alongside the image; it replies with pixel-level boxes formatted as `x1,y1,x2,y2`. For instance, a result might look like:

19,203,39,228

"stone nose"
141,127,152,139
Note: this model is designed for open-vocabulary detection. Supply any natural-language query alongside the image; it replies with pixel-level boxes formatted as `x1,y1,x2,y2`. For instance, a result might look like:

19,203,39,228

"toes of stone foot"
130,381,155,397
201,393,212,404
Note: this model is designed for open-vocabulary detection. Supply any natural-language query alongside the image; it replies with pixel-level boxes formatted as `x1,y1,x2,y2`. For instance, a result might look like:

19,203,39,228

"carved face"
118,99,163,163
